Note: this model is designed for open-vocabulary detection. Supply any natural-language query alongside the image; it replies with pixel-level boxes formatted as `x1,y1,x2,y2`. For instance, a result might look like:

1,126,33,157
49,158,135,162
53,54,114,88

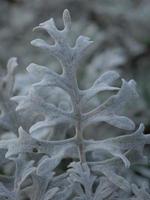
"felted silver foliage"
12,9,139,162
0,58,42,136
10,9,150,191
0,57,19,134
0,9,150,200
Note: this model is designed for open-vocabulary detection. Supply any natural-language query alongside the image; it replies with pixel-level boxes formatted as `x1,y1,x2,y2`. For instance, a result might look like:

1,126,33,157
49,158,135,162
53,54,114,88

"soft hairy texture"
0,9,149,200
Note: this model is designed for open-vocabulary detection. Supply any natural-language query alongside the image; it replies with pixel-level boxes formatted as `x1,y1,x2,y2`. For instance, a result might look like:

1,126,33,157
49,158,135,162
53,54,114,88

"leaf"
132,184,150,200
85,124,146,167
12,86,73,127
11,154,35,191
80,71,119,106
68,162,96,199
27,63,71,94
0,182,17,200
5,127,78,167
93,177,114,200
82,79,137,130
89,150,148,192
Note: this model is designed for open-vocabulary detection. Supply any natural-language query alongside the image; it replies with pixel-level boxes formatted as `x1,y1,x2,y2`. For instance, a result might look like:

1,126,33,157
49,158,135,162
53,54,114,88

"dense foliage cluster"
0,7,150,200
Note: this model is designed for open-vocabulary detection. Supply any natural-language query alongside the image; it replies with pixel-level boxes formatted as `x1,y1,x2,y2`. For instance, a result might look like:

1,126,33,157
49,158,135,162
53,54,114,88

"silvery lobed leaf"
93,177,114,200
89,150,148,192
80,71,120,106
0,182,17,200
68,162,96,200
23,156,58,200
12,86,74,127
27,63,71,94
11,154,35,191
82,79,138,130
85,124,148,168
131,184,150,200
3,127,78,168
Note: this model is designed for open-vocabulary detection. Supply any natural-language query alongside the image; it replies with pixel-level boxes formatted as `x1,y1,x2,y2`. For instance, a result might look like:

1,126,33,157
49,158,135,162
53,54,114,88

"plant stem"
65,70,86,163
75,120,86,163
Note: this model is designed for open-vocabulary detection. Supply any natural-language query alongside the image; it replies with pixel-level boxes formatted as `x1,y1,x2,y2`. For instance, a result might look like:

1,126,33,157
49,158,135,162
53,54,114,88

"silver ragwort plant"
0,9,150,200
